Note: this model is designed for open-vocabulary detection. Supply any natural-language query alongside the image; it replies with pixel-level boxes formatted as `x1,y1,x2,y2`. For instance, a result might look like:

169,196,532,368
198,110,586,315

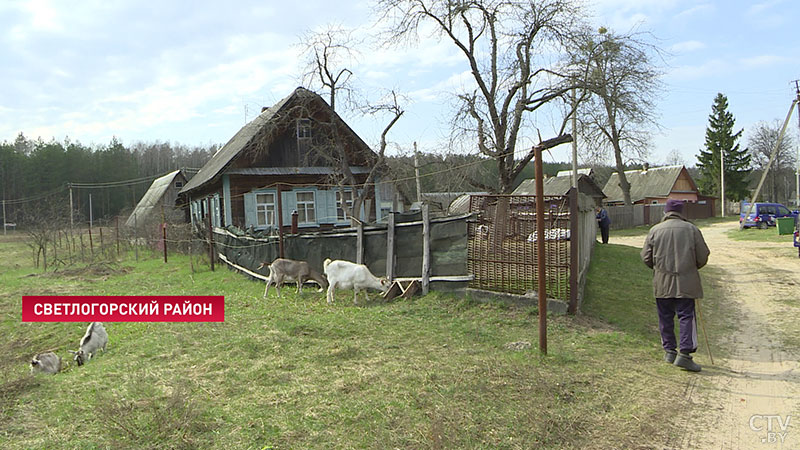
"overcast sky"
1,0,798,167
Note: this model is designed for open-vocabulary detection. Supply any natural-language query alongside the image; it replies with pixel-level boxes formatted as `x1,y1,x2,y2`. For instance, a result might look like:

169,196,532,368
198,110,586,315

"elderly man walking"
640,199,710,372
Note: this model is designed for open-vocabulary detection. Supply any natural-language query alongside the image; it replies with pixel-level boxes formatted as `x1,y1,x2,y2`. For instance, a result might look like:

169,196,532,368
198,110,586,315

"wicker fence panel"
467,195,571,299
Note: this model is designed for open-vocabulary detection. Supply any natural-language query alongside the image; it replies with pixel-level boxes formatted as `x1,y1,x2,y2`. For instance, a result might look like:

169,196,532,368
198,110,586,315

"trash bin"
776,217,795,235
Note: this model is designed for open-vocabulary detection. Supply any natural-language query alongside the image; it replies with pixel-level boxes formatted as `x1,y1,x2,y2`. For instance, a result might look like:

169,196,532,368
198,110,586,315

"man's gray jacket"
640,212,710,299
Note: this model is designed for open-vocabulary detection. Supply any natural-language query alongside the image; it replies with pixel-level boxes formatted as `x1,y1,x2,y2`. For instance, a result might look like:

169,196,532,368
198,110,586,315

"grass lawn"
0,232,720,449
725,225,798,244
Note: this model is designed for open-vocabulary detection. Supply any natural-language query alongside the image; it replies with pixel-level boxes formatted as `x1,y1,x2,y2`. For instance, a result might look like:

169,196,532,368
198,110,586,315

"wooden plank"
356,221,364,264
401,280,420,299
381,281,403,301
387,211,395,281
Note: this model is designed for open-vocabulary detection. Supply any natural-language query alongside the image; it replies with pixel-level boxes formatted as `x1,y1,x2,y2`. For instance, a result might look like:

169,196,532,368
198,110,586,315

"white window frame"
336,189,354,221
296,191,316,224
297,118,312,139
255,192,276,227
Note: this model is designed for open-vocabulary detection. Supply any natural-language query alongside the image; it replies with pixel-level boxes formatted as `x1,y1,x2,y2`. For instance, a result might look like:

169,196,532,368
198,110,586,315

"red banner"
22,296,225,322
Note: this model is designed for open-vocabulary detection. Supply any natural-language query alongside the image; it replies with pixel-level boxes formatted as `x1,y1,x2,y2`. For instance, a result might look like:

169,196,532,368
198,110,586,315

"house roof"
180,87,372,195
125,170,185,227
513,174,606,198
602,165,689,203
556,168,593,178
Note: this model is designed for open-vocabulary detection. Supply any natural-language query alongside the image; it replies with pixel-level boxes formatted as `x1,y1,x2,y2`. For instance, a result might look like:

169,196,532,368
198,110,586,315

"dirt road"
613,221,800,449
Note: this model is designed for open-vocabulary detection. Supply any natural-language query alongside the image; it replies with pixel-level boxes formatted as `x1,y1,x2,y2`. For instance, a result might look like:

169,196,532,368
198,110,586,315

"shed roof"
125,170,184,227
180,87,372,195
513,174,605,198
602,165,688,203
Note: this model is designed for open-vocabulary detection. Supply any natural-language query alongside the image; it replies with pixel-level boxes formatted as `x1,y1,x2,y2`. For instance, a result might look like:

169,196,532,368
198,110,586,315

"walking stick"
695,298,714,365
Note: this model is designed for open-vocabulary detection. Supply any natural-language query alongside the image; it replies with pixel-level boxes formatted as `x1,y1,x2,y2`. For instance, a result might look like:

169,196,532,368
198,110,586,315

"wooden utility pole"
741,97,798,228
414,142,422,203
720,142,725,217
794,80,800,209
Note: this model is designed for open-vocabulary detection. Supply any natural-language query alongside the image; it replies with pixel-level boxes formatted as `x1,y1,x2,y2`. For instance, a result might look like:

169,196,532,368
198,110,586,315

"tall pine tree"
696,93,751,202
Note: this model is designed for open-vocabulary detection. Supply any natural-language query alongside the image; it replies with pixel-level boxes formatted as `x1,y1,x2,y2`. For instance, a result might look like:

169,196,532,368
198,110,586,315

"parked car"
739,202,799,229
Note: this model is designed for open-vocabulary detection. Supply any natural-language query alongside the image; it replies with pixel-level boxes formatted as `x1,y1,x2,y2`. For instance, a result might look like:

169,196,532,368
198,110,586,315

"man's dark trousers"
656,298,697,354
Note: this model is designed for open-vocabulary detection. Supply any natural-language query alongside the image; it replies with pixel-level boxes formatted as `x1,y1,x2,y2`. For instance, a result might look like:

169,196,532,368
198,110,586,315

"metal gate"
467,194,572,300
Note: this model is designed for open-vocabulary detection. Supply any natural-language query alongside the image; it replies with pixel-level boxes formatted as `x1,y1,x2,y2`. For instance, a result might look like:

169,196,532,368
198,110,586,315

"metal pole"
534,145,547,355
2,199,5,235
89,193,93,229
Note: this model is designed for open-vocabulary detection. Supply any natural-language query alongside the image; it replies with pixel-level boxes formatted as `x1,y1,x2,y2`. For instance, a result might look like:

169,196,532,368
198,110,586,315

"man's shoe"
664,350,677,364
674,353,701,372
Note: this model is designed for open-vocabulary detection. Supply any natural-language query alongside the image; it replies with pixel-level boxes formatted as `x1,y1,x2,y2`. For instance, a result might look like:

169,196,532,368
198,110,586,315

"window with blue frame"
256,192,276,227
296,191,316,224
336,189,354,221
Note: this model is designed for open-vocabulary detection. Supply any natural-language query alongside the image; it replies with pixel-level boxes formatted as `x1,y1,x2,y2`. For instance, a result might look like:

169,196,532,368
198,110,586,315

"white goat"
30,352,62,375
257,258,328,298
323,258,390,305
69,322,108,366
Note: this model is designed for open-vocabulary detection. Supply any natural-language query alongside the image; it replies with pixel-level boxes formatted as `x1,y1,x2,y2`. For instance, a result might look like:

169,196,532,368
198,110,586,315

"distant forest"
1,131,659,226
0,133,218,224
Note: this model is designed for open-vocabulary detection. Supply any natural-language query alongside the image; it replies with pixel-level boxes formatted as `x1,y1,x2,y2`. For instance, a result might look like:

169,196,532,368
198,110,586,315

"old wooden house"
602,165,703,206
179,87,386,233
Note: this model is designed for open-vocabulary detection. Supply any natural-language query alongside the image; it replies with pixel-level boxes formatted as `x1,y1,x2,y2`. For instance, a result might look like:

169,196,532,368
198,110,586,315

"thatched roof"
180,87,372,195
602,165,687,203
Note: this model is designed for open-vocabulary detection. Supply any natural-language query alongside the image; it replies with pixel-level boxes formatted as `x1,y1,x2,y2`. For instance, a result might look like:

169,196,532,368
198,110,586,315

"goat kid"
30,352,62,375
323,258,390,305
69,322,108,366
257,258,328,298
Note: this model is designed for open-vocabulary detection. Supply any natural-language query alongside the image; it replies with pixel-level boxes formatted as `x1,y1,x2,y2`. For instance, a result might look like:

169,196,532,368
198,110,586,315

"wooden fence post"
88,224,94,258
162,223,168,263
386,212,395,281
421,204,430,295
115,216,120,257
207,197,215,271
356,221,364,265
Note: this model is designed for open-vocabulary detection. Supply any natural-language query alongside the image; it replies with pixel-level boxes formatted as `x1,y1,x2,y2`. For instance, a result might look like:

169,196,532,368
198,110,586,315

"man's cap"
665,198,684,213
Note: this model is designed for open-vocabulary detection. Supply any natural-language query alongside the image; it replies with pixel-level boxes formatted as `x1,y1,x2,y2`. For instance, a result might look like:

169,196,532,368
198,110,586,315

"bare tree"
299,24,360,112
377,0,583,193
298,26,404,224
749,120,796,202
572,27,663,206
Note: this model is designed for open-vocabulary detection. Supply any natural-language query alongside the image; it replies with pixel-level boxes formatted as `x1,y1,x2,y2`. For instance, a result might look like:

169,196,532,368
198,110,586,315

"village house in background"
125,170,188,228
178,87,390,234
513,172,606,207
601,165,716,226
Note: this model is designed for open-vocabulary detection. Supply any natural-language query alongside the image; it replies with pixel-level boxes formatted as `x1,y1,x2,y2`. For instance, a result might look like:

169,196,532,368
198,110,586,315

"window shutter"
282,190,296,225
244,192,256,228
